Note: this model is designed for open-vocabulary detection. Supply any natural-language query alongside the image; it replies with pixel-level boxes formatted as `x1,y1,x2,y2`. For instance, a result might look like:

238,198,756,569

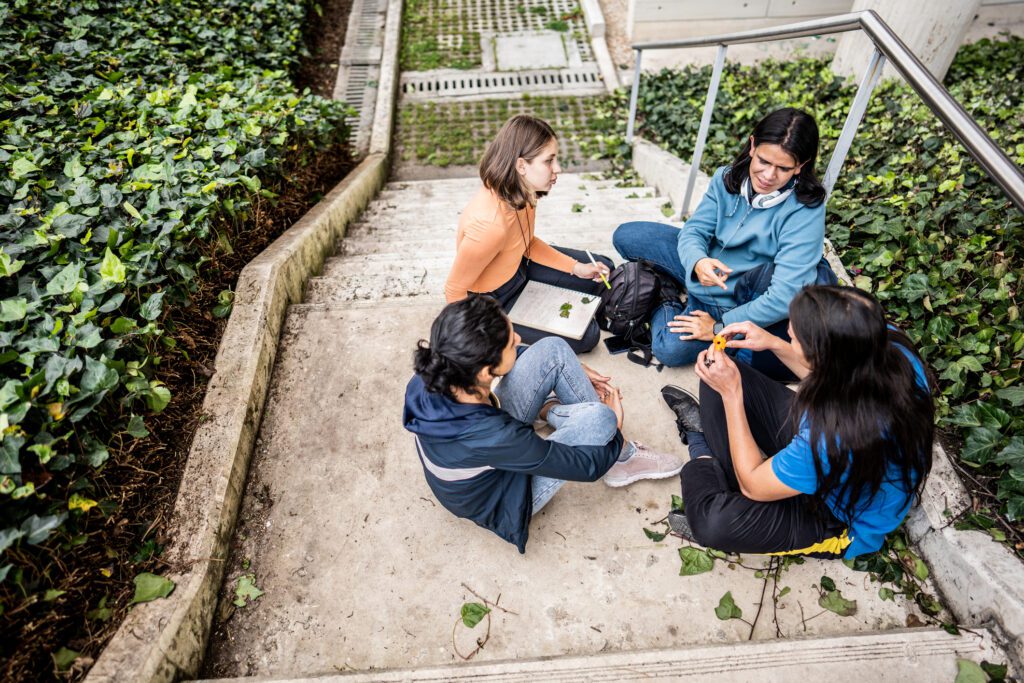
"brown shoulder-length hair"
479,114,556,210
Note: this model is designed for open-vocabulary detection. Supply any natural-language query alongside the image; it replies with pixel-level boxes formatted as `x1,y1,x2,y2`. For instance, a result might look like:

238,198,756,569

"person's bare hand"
694,344,742,401
581,363,613,398
572,261,611,283
667,309,716,341
694,258,732,290
601,386,624,430
719,321,780,353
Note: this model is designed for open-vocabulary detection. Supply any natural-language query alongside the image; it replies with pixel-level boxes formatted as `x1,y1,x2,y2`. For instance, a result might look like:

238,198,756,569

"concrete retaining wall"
85,0,404,678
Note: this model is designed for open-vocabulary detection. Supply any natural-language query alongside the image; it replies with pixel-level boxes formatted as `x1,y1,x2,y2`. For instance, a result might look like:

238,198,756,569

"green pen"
585,249,611,290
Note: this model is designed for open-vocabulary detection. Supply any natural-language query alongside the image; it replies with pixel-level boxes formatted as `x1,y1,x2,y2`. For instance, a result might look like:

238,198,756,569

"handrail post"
679,44,728,220
823,47,886,197
625,49,643,144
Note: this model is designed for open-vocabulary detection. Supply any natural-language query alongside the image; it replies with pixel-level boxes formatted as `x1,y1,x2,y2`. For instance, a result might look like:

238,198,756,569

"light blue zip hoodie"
677,166,825,327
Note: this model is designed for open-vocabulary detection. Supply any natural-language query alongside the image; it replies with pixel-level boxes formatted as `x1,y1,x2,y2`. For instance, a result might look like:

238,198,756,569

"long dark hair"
723,107,826,207
790,286,934,524
414,295,510,400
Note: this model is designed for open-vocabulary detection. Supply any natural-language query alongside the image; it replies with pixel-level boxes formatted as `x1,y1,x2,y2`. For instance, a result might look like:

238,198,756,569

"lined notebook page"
507,281,602,340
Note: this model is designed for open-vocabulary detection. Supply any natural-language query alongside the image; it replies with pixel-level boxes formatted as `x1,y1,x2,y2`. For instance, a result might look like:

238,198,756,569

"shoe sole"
661,384,699,405
603,463,685,488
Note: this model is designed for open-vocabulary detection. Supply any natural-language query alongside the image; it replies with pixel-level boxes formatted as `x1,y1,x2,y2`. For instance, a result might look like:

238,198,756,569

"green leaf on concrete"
678,547,714,576
777,586,791,599
131,572,175,604
878,587,895,601
820,575,836,592
52,647,80,672
643,527,667,542
714,591,743,620
671,494,684,511
460,602,490,628
981,660,1008,681
233,573,265,607
913,557,929,581
818,589,857,617
953,659,988,683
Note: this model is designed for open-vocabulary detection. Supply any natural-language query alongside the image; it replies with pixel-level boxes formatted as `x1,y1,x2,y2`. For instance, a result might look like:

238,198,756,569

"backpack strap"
626,344,663,371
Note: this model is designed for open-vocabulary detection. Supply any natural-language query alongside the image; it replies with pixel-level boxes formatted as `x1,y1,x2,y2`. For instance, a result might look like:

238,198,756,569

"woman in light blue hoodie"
613,108,837,380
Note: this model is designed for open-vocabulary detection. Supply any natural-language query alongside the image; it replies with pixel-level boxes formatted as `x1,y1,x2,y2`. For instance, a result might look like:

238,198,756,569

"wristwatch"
713,321,724,336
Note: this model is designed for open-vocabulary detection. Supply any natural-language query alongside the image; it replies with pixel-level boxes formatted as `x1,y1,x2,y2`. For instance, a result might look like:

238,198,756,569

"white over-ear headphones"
742,176,793,209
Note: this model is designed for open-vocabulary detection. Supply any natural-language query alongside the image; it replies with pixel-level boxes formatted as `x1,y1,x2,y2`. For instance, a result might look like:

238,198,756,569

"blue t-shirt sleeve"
770,429,820,495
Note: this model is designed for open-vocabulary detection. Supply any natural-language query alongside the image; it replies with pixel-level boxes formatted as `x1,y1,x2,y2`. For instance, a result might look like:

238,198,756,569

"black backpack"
598,260,682,368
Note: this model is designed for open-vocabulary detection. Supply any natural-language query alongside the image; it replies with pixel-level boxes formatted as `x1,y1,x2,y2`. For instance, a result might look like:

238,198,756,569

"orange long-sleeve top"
444,186,577,302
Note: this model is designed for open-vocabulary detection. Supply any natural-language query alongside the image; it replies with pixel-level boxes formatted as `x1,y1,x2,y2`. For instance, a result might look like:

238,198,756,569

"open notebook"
507,281,602,340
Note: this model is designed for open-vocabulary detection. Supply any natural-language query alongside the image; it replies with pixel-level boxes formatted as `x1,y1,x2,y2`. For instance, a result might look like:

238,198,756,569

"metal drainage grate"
400,65,605,101
334,0,388,153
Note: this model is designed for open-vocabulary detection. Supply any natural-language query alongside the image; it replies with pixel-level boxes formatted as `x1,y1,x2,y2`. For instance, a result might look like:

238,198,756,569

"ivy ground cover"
593,38,1024,549
0,0,352,677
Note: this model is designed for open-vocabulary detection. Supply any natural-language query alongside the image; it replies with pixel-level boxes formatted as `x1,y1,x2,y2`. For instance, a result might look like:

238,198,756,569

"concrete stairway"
197,174,1013,682
302,176,676,304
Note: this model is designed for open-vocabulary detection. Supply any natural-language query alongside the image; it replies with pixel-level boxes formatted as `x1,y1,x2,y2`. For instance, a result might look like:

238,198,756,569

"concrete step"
346,196,671,236
335,233,618,258
192,627,1004,682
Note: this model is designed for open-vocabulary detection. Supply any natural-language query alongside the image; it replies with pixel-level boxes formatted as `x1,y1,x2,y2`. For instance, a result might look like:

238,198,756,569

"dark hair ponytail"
789,286,934,524
723,107,826,207
413,295,510,400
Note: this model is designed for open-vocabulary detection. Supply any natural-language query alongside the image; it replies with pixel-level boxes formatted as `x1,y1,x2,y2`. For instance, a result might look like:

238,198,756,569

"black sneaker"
661,385,702,440
668,509,696,543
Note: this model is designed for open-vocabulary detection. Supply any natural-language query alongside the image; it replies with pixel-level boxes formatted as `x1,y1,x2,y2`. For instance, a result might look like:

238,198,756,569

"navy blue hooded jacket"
402,374,623,553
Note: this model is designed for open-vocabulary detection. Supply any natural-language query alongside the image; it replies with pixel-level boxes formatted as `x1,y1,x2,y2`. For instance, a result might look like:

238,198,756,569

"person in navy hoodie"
403,295,684,553
662,286,934,558
613,108,837,380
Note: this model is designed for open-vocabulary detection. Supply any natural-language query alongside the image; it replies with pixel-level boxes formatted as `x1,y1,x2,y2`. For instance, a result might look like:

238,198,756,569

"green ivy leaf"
671,494,684,511
0,298,27,322
145,383,172,413
51,647,80,672
953,659,988,683
100,248,126,284
46,263,84,296
643,527,667,542
962,427,1002,466
714,591,743,620
233,573,264,607
818,589,857,617
994,386,1024,407
130,572,175,604
460,602,490,628
678,546,714,576
10,158,40,179
0,249,25,277
140,291,165,321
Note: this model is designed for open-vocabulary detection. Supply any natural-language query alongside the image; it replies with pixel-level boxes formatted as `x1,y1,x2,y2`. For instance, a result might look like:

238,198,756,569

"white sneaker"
603,442,686,488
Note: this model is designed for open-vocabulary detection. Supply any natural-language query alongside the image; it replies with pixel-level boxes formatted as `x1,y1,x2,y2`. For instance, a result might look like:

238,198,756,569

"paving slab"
201,300,942,679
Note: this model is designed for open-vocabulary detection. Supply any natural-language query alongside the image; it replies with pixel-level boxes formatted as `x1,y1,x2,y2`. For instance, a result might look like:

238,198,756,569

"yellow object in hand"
713,334,727,351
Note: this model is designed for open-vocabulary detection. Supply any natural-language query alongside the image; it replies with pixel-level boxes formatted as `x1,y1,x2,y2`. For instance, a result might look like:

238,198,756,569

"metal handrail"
625,10,1024,216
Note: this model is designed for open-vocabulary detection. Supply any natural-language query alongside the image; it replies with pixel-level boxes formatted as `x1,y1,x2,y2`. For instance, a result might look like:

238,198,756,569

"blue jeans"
492,337,634,513
613,221,837,380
